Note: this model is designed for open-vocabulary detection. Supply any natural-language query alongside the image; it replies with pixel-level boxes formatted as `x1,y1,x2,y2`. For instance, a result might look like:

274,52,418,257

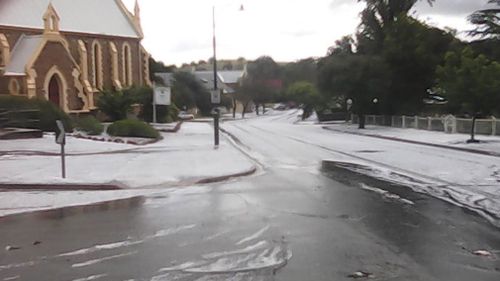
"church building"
0,0,151,113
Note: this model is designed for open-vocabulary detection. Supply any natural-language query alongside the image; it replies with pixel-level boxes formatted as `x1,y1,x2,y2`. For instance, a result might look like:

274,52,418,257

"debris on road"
5,245,21,251
347,271,374,278
473,250,493,257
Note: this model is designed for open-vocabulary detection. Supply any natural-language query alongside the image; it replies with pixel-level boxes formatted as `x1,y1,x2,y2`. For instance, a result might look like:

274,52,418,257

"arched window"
8,79,20,95
122,43,132,87
92,41,103,90
0,33,9,67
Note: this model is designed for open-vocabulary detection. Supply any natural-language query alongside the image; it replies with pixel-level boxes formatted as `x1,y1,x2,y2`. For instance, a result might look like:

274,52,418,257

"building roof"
218,70,244,84
155,70,244,94
193,71,238,94
4,35,42,76
0,0,141,38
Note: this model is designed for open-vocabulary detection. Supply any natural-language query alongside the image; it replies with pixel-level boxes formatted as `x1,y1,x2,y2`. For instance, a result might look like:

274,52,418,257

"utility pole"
212,6,220,147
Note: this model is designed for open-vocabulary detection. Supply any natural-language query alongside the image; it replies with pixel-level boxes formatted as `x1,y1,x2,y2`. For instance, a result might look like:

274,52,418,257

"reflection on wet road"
1,167,500,281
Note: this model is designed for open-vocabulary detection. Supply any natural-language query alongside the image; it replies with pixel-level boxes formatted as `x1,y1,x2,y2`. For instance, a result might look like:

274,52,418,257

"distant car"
178,111,194,120
273,103,288,110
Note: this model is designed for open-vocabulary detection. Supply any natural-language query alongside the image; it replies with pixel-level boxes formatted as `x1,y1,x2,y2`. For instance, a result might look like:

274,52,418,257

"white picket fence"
352,114,500,136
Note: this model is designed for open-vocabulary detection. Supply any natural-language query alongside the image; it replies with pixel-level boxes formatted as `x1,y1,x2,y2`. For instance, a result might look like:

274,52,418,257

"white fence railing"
351,115,499,136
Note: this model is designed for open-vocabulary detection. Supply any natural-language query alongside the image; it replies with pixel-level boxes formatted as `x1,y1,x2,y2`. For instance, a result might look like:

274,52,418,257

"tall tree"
469,0,500,39
171,72,212,116
286,81,321,120
318,54,390,129
244,56,282,114
436,47,500,142
357,0,435,54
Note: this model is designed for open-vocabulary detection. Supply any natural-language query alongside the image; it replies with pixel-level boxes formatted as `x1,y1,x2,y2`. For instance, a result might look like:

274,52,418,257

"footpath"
0,122,256,217
322,123,500,157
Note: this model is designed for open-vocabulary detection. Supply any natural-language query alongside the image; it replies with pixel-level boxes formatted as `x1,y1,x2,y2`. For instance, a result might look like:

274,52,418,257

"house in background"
155,70,250,114
0,0,151,113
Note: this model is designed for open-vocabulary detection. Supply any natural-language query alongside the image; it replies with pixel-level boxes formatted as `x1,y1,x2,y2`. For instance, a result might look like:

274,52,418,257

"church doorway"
48,74,61,106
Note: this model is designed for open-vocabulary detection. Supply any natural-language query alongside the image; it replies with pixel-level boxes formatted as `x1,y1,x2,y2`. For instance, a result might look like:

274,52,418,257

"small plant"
74,116,104,135
107,119,160,139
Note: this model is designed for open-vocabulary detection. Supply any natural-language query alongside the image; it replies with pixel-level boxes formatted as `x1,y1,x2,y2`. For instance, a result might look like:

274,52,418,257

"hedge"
0,95,73,132
107,119,159,139
74,116,104,135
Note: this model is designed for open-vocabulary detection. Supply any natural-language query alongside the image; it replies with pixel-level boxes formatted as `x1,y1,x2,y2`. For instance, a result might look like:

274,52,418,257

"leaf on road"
473,250,493,257
348,271,374,278
5,245,21,251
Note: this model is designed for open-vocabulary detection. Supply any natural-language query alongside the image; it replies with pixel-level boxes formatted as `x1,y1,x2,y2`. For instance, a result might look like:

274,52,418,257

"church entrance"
48,74,61,106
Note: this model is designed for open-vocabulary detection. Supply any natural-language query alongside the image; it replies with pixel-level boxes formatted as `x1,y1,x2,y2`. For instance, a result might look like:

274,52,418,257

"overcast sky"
122,0,487,66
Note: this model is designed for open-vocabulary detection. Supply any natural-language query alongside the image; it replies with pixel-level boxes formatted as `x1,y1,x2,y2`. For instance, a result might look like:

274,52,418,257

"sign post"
55,120,66,179
153,85,171,124
211,90,221,147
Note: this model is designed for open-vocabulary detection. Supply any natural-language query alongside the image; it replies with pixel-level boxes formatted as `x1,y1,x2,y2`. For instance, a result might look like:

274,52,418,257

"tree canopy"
469,0,500,39
436,47,500,117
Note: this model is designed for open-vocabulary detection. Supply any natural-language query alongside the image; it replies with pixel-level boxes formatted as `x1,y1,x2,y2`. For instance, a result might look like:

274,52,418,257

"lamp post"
211,4,244,147
212,6,220,147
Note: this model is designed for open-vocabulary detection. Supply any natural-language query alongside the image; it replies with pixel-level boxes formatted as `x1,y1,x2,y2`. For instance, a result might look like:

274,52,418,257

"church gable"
0,0,141,38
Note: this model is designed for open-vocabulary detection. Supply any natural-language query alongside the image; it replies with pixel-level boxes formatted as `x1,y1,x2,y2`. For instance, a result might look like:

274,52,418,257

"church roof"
0,0,141,38
4,35,42,76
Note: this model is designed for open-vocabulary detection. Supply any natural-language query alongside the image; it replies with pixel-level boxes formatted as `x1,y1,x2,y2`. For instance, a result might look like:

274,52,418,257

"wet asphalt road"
1,117,500,281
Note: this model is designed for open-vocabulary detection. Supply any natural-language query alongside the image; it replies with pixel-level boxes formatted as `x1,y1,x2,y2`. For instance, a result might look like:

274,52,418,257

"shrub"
0,95,73,132
107,119,159,139
74,116,104,135
96,90,135,121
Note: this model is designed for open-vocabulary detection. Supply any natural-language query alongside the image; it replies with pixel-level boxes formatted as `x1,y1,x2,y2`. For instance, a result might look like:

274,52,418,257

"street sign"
211,89,221,104
55,120,66,178
55,120,65,145
154,86,171,106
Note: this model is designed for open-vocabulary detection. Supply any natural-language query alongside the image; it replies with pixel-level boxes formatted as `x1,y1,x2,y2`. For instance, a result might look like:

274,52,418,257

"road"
1,112,499,281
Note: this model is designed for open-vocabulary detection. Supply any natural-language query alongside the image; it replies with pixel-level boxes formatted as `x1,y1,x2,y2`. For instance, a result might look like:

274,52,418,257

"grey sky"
123,0,487,66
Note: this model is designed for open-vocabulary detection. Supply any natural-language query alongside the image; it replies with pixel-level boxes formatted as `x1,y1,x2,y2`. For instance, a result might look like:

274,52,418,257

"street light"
211,4,244,147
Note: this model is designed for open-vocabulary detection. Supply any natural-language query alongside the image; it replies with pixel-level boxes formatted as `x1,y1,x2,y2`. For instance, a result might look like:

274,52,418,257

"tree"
281,58,318,90
436,47,500,142
356,0,435,54
469,0,500,39
149,57,176,84
96,90,135,121
172,72,212,116
286,82,321,120
380,17,456,114
244,56,282,114
327,36,354,56
318,54,390,129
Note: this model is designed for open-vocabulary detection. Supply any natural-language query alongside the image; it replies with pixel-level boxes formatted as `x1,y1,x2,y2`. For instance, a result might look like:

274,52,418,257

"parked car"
178,111,194,120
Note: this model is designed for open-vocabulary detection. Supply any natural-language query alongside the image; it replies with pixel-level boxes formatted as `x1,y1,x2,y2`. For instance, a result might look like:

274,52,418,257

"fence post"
427,117,432,131
414,116,418,129
391,116,395,127
452,116,457,134
492,117,497,136
402,115,406,128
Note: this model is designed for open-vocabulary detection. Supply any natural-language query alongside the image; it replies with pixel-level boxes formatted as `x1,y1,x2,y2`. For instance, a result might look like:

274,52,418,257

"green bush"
96,90,135,121
0,95,73,132
107,119,160,139
74,116,104,135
